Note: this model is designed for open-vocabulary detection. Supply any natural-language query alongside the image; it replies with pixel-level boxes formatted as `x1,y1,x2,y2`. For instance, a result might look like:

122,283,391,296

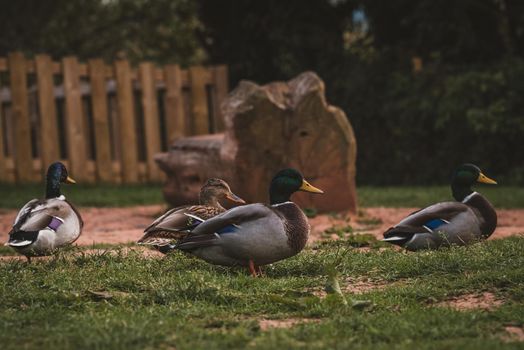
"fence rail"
0,52,228,184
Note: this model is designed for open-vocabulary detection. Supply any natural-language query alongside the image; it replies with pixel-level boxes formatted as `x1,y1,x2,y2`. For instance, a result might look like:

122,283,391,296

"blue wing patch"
424,218,449,231
184,213,239,235
217,224,240,235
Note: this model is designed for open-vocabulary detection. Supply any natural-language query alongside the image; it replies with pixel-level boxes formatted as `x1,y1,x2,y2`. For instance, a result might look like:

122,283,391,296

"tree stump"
156,71,358,213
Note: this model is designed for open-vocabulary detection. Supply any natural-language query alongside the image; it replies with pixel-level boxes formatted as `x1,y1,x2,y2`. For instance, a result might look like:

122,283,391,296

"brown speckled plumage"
140,205,225,244
138,179,242,250
273,203,310,254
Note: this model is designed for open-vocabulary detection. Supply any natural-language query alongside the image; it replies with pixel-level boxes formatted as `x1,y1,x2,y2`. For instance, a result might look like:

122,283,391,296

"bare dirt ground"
258,318,320,331
1,205,522,313
437,292,504,311
504,326,524,342
0,206,523,251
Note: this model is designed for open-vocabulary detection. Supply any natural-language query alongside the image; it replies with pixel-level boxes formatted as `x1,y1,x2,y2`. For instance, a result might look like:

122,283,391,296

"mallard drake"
138,178,245,253
383,163,497,250
174,168,324,276
6,162,83,262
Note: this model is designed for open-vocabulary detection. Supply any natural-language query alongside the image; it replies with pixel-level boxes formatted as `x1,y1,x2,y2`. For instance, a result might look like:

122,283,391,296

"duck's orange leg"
256,265,264,277
248,259,258,277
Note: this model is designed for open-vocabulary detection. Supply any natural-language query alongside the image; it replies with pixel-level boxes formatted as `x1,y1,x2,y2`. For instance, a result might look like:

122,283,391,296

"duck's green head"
451,163,497,201
269,168,324,204
46,162,76,198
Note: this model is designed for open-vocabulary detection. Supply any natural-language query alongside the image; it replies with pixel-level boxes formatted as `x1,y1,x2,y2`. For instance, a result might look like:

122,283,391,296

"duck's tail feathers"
382,235,408,242
174,233,219,251
138,237,174,246
7,230,39,247
7,239,34,247
137,231,188,245
137,238,175,255
382,225,427,247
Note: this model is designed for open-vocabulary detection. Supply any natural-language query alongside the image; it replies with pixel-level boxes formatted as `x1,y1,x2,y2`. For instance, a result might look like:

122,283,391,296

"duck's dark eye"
214,183,229,191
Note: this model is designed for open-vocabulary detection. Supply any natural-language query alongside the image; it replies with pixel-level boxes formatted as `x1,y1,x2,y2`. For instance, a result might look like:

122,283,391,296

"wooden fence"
0,52,228,184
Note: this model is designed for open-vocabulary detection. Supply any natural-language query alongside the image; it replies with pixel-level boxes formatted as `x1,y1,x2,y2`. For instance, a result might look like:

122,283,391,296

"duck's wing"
383,202,469,245
8,199,68,247
143,205,185,233
138,205,224,246
175,204,271,251
12,199,40,229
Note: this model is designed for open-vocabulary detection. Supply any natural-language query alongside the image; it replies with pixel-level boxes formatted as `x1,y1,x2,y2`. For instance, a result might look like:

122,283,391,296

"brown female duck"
138,178,244,252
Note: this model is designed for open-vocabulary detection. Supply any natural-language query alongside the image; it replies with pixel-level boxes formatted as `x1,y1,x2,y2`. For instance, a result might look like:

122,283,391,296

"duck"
382,163,497,250
173,168,324,276
138,178,245,253
6,162,83,262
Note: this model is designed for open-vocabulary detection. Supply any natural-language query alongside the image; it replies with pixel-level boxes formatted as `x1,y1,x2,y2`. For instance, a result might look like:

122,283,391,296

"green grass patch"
0,184,522,209
358,185,524,208
0,245,16,256
0,183,163,209
0,243,138,257
1,237,523,349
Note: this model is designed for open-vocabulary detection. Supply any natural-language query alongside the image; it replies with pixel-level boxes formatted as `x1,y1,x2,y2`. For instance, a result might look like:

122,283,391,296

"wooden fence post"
0,97,7,182
63,56,91,183
2,53,229,184
114,59,139,184
212,65,229,132
139,62,162,182
164,64,186,143
35,54,60,171
8,52,35,182
189,66,209,135
88,59,113,182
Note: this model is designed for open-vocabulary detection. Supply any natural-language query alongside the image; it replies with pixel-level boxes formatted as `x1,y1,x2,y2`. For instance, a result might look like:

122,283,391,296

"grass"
0,183,523,209
357,185,524,208
0,183,163,209
1,237,524,349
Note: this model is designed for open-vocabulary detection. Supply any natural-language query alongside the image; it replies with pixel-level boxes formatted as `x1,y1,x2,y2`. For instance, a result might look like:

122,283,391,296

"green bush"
330,57,524,185
198,0,524,185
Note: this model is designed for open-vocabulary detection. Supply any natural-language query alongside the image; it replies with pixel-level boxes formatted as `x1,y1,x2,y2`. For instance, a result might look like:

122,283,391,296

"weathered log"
156,71,358,213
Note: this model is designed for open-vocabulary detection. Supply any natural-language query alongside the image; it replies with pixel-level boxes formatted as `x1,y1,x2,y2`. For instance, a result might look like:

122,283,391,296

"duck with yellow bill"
174,168,324,276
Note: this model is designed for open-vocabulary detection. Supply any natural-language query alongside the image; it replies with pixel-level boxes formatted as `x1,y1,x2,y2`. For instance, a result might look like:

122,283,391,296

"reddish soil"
0,206,522,256
438,292,504,311
503,326,524,342
341,277,394,294
310,276,396,298
258,318,319,331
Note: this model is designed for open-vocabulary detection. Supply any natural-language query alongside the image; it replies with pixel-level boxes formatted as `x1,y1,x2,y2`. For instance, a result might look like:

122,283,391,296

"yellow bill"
299,179,324,194
65,176,76,184
477,172,497,185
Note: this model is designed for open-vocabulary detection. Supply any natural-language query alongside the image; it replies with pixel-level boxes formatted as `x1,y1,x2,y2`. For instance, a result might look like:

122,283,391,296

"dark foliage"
0,0,523,184
0,0,202,65
199,0,524,184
